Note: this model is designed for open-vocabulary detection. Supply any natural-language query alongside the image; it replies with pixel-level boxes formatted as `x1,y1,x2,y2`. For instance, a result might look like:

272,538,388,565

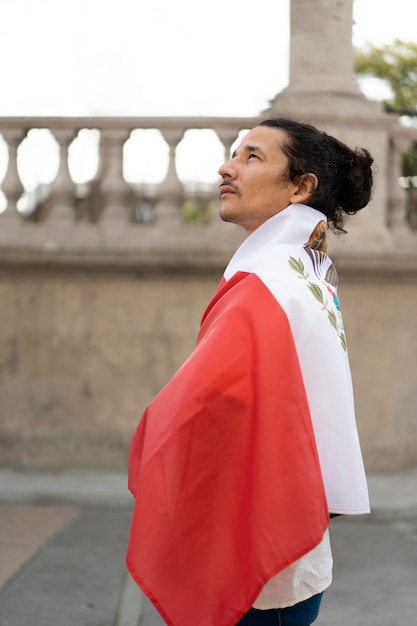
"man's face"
218,126,298,235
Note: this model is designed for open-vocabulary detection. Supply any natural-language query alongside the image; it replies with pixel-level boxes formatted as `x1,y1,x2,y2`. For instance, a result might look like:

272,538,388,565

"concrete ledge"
366,468,417,521
0,241,417,276
0,469,132,507
0,468,416,520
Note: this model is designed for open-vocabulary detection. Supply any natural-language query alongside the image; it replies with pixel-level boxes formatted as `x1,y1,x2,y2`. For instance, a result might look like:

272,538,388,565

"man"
126,118,372,626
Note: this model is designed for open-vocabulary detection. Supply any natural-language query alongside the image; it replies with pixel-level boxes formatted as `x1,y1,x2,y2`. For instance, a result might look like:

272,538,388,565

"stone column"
287,0,359,94
268,0,374,114
268,0,399,251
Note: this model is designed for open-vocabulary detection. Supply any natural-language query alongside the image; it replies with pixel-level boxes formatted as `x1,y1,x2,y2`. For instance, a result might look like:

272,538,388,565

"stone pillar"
267,0,403,251
0,129,25,223
287,0,359,94
268,0,378,113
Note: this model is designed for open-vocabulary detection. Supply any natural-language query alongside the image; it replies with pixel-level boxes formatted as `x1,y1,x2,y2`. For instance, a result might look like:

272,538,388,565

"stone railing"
1,115,417,473
0,116,259,271
1,115,417,272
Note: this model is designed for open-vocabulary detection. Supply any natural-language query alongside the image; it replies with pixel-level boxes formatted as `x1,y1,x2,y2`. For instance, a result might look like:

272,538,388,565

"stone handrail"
0,116,260,270
0,115,416,272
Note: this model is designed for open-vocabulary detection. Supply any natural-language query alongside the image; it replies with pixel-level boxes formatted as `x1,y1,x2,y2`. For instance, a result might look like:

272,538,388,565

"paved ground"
0,468,416,625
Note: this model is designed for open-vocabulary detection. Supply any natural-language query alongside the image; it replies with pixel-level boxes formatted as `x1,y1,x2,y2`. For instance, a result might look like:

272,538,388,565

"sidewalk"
0,467,416,626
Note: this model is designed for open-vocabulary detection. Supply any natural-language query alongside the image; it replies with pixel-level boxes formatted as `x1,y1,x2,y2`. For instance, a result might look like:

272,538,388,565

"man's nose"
218,158,235,179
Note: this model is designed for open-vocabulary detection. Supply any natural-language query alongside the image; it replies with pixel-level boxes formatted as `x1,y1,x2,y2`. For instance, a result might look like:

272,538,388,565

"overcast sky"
0,0,416,201
0,0,416,118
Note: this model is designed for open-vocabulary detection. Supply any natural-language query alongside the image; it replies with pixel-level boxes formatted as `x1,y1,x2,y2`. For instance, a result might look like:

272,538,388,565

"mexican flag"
126,204,369,626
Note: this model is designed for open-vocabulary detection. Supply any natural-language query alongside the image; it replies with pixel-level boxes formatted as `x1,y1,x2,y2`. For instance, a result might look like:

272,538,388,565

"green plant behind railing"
181,200,217,224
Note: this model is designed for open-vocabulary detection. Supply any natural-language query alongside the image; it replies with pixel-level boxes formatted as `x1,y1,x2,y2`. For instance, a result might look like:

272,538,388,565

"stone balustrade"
1,115,417,275
1,115,417,472
0,116,260,271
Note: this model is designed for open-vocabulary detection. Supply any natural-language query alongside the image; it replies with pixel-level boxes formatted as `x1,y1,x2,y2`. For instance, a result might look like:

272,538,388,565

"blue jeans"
235,592,323,625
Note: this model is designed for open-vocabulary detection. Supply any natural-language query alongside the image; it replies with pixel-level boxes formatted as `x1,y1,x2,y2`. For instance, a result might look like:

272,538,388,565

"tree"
355,40,417,114
355,40,417,228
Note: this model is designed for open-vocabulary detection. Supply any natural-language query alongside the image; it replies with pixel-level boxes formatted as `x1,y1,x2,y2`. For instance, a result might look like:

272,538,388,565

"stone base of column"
266,86,386,124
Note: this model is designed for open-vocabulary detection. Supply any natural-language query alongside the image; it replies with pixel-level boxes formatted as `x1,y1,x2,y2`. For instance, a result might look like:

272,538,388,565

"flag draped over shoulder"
126,204,369,626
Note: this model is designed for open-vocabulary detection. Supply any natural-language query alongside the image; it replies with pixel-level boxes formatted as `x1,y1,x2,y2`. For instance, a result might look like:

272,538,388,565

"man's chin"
219,207,236,224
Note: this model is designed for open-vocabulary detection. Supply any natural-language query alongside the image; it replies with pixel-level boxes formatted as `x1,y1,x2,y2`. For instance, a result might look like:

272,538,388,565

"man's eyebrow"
231,144,267,159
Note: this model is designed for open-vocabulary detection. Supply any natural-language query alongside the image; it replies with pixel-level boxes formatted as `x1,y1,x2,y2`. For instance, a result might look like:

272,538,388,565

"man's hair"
258,117,374,233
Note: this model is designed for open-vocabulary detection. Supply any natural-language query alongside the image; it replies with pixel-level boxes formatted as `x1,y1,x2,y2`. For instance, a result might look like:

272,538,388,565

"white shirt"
253,530,333,609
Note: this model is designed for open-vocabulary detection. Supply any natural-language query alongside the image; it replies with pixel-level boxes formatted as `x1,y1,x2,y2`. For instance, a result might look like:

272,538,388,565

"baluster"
388,136,410,230
0,129,25,222
158,129,185,223
48,128,77,224
216,128,240,163
99,129,135,225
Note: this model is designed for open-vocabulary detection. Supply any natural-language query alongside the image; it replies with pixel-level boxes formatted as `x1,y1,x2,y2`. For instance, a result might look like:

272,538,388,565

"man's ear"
290,173,318,204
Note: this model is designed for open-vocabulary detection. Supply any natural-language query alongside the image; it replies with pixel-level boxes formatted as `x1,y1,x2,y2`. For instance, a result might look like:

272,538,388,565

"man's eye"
248,153,258,159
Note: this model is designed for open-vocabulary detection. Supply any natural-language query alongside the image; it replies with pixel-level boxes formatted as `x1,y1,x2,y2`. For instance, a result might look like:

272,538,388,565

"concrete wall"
340,273,417,472
0,263,416,473
0,267,219,469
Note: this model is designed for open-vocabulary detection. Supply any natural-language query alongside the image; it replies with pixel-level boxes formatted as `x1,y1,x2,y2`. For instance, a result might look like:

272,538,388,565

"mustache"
219,180,240,194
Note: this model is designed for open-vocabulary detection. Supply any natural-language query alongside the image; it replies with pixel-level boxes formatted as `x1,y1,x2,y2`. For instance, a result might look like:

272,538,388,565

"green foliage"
181,200,216,224
355,40,417,112
355,40,417,189
402,151,417,179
